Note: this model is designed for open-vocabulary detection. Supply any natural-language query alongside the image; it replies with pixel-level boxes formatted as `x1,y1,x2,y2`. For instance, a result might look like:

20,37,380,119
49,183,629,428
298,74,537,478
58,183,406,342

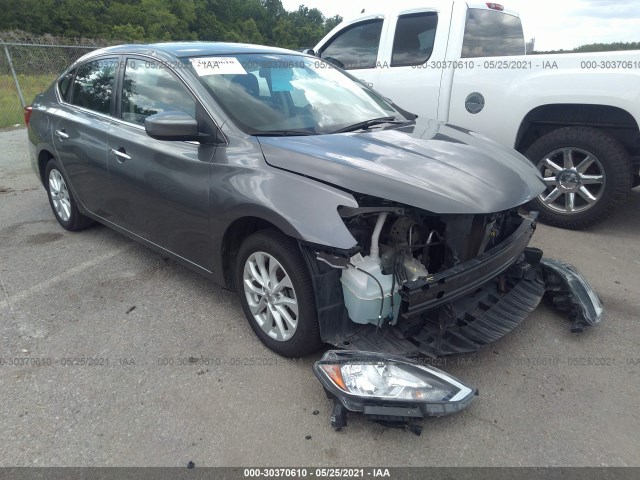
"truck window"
461,9,524,58
319,20,384,70
392,12,438,67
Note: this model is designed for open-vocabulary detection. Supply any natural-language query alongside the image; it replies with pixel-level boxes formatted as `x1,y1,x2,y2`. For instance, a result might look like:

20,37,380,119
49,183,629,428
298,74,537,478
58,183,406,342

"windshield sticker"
190,57,247,76
271,68,294,92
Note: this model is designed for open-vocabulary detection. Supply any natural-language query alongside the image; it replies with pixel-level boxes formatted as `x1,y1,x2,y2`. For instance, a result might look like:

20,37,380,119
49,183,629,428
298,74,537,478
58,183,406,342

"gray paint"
259,124,545,214
28,42,545,289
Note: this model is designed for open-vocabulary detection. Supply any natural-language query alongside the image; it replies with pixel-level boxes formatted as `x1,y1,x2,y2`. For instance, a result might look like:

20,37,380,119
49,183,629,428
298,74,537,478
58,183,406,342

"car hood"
257,123,545,214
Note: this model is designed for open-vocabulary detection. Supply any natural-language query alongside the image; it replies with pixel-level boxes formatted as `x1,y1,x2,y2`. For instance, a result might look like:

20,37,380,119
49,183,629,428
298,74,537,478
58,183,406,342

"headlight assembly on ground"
313,350,478,433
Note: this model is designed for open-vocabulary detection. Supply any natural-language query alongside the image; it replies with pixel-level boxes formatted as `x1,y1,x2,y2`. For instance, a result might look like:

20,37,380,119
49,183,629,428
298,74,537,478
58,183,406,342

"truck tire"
525,127,632,229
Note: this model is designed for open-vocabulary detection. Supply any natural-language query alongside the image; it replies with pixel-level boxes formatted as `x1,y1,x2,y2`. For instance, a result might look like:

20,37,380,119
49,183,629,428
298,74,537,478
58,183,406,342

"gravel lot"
0,128,639,467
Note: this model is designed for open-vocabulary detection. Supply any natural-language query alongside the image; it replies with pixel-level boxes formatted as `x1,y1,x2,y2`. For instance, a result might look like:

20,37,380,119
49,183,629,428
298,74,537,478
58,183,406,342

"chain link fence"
0,31,120,129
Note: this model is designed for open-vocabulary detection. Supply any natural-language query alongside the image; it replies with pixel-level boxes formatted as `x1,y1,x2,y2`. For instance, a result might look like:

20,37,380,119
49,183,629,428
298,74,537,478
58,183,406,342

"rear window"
461,9,524,58
69,59,116,115
58,70,75,102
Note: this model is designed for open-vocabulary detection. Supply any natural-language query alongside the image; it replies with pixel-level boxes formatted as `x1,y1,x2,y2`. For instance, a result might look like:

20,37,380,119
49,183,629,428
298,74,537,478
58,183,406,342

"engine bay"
337,195,526,329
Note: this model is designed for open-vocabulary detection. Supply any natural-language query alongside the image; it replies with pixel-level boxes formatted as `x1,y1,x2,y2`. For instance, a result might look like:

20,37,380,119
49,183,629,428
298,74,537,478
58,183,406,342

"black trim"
401,213,537,318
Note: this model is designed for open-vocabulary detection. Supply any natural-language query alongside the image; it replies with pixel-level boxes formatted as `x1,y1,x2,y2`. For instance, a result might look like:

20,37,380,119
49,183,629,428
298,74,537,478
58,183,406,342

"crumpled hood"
257,124,545,214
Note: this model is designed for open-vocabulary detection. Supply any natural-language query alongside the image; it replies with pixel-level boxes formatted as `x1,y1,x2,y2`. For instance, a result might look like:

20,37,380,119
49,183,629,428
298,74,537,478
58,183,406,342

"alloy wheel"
48,169,71,222
536,147,606,215
242,251,299,342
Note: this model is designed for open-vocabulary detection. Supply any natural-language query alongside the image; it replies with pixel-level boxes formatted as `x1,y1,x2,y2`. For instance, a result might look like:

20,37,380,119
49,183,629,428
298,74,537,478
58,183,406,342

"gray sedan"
26,42,601,360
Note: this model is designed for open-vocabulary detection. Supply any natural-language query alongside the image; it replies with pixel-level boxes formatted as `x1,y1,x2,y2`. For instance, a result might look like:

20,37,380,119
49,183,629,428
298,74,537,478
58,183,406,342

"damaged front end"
301,199,602,429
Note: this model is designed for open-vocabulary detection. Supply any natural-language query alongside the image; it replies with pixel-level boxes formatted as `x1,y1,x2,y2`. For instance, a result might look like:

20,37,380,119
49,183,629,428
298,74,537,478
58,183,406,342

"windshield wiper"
331,116,408,134
253,129,317,137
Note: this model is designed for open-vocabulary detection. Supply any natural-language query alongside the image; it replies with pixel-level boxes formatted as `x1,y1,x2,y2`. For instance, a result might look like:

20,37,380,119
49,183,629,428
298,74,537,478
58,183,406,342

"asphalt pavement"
0,128,638,467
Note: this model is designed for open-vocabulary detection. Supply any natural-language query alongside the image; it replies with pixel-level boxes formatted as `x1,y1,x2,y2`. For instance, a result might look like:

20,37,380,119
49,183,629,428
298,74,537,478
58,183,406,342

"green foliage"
0,74,57,128
0,0,342,49
533,42,640,54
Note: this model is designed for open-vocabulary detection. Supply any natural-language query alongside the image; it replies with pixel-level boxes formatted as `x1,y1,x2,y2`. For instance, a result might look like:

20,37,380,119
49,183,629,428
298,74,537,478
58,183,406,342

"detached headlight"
313,350,477,431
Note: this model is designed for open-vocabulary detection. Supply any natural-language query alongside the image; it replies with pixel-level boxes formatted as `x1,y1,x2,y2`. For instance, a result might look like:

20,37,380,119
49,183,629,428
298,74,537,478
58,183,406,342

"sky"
280,0,640,51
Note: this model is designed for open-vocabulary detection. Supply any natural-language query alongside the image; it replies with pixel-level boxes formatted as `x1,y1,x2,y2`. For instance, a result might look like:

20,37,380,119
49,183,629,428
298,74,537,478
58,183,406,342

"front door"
107,58,215,269
317,18,386,89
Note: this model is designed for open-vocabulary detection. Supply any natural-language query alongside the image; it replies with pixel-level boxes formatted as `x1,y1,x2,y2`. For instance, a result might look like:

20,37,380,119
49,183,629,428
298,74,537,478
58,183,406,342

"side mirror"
145,112,200,141
302,48,316,56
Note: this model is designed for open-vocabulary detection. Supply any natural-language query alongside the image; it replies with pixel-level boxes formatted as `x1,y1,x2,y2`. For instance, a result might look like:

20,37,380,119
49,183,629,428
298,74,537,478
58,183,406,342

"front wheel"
235,230,322,357
525,127,632,229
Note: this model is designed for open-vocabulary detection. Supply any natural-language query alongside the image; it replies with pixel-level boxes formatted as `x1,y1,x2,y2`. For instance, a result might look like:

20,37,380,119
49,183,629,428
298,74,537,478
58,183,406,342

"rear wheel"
235,230,322,357
45,159,95,231
525,127,632,229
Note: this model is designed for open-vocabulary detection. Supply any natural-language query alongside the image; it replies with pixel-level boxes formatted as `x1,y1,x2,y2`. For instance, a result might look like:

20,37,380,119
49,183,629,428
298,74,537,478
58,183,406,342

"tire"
44,159,95,231
235,230,322,358
525,127,633,230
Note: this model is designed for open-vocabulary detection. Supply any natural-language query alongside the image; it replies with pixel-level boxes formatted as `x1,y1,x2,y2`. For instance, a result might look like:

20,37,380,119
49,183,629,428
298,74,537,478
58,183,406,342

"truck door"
447,6,528,147
376,9,449,120
316,18,386,90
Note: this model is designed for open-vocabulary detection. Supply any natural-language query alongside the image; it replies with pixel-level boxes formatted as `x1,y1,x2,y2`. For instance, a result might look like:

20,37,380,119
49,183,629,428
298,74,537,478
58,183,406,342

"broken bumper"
341,215,603,357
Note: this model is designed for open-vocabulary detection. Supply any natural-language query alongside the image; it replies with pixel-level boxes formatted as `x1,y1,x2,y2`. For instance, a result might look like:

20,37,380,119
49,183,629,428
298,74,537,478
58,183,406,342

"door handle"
110,148,131,162
55,129,69,139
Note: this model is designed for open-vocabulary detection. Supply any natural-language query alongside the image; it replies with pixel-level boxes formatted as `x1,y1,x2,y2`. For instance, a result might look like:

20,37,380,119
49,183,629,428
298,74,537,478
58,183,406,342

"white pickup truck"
311,1,640,229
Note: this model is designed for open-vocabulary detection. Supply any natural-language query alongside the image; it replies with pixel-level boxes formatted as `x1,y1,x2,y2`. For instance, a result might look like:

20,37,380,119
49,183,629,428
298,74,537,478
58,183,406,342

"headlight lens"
314,350,474,404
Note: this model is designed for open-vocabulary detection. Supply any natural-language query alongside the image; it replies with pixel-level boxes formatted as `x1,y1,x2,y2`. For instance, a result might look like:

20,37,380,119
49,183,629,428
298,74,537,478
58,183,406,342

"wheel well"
221,217,284,289
515,104,640,159
37,149,55,185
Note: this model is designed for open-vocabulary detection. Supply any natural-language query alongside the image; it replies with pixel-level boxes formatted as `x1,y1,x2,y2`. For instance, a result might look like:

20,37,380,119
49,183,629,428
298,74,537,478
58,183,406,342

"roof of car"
98,42,297,58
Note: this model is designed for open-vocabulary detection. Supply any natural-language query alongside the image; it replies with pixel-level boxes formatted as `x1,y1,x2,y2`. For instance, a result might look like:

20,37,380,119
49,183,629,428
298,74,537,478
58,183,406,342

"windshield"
189,53,403,135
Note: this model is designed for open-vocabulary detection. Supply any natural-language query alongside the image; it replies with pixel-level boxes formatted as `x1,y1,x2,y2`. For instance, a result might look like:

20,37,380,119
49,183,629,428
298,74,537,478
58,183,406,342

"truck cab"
314,2,524,123
313,1,640,230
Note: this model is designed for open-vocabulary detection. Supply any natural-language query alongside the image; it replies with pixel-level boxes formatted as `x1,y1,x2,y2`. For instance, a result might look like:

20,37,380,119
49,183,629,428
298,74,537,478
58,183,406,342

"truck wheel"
235,230,322,358
525,127,632,229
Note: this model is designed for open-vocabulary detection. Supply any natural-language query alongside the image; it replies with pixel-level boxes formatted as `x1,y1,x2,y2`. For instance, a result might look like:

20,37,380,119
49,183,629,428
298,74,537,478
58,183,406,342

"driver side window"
121,59,196,125
319,20,384,70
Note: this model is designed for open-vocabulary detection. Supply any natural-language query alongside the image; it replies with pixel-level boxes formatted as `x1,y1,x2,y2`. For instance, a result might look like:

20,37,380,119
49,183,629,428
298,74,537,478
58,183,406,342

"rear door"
51,58,117,215
448,7,527,145
106,57,215,269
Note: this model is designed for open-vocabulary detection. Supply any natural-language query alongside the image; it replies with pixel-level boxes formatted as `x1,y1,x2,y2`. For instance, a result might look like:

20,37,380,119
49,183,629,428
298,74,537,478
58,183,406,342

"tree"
0,0,344,49
533,41,640,55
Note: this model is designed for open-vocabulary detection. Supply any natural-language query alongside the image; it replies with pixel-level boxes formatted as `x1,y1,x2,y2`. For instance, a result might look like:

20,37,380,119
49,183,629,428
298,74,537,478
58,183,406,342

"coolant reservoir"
340,253,401,326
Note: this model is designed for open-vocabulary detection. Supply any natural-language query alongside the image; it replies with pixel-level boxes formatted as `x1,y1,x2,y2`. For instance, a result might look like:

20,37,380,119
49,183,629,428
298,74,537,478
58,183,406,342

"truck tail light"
486,3,505,10
24,106,33,126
